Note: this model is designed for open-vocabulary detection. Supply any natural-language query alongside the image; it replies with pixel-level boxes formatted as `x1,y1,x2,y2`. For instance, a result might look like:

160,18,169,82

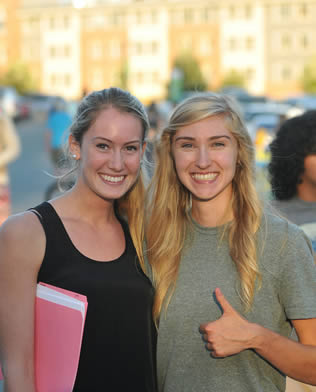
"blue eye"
96,143,109,150
125,145,138,152
213,141,225,148
181,143,193,149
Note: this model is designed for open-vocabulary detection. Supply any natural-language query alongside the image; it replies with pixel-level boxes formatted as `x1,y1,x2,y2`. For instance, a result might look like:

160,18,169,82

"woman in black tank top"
0,88,157,392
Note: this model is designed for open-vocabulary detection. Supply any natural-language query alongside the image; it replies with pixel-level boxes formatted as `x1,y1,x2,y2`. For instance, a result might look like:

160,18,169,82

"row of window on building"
18,2,314,33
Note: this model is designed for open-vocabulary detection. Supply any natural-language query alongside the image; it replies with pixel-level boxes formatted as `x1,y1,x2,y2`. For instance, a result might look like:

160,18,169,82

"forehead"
88,107,143,140
175,115,233,139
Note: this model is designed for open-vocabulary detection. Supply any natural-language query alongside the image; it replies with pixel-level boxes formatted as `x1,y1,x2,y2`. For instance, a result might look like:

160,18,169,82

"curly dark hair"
268,110,316,200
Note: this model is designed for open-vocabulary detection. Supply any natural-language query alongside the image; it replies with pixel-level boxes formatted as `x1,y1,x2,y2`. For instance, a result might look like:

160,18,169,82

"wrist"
247,322,268,351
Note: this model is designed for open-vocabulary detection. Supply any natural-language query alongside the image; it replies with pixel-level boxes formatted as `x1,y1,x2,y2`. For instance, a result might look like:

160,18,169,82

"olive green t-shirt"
156,213,316,392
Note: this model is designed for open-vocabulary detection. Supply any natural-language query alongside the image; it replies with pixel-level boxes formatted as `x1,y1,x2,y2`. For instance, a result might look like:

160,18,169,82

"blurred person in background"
145,101,161,179
268,111,316,392
0,110,20,225
44,98,72,200
268,111,316,254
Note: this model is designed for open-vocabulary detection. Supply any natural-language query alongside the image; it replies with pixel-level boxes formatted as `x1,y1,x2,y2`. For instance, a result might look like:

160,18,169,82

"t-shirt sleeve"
278,225,316,320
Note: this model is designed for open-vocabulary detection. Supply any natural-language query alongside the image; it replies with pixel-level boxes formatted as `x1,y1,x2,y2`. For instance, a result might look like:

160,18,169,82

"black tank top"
32,202,157,392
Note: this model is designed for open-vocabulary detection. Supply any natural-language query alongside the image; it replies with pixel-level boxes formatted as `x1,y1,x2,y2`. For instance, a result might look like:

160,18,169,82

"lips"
191,173,218,181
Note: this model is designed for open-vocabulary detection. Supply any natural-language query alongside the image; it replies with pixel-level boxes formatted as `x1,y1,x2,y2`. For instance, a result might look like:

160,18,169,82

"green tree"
220,69,245,89
302,56,316,94
116,60,129,90
172,52,208,93
0,62,37,94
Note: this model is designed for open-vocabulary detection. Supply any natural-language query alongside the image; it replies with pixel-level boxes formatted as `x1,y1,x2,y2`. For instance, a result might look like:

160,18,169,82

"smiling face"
70,107,145,202
172,115,238,208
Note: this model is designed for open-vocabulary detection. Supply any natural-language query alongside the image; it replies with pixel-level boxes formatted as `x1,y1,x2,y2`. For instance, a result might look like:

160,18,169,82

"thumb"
215,287,235,314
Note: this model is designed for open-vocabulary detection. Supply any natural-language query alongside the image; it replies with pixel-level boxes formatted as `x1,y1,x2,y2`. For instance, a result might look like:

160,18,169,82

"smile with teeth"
191,173,218,181
101,174,125,183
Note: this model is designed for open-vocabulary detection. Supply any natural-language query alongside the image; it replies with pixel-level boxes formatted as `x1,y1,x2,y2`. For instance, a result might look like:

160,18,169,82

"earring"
72,154,77,159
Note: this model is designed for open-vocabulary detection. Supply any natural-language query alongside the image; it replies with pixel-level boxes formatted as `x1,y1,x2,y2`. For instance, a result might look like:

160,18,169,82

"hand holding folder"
0,282,88,392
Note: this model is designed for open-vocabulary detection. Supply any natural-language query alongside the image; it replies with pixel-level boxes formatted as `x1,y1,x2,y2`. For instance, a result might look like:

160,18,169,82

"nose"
108,150,124,171
196,146,211,168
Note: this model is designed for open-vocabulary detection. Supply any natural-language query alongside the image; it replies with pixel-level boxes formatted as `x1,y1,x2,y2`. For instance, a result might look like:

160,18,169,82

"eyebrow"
174,135,232,142
93,137,142,144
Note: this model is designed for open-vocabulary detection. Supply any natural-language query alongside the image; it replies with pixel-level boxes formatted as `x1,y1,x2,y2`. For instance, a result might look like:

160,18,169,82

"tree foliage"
302,56,316,94
0,62,37,95
116,60,129,90
173,52,208,92
220,69,246,89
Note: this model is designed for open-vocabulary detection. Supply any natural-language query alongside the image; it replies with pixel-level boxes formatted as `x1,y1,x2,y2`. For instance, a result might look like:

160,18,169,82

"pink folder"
0,282,88,392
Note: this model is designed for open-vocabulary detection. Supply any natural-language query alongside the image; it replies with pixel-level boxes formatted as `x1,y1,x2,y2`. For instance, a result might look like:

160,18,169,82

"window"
135,42,142,55
50,46,56,58
299,3,308,17
151,10,158,24
49,17,55,30
64,45,70,57
229,5,236,19
301,34,308,49
229,38,237,50
151,41,159,54
65,74,71,86
246,37,255,50
63,16,69,29
281,34,291,49
136,10,143,24
245,5,252,19
184,9,193,24
280,4,290,18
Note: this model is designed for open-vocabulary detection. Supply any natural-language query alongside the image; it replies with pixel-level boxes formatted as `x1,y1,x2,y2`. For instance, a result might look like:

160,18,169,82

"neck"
54,184,117,225
191,198,233,228
297,182,316,202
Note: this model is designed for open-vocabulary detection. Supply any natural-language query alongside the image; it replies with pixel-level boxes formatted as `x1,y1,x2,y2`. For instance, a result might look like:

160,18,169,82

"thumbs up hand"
199,288,258,357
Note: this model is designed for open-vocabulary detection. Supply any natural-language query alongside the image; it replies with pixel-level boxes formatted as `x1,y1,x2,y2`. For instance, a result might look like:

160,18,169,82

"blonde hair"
146,92,263,323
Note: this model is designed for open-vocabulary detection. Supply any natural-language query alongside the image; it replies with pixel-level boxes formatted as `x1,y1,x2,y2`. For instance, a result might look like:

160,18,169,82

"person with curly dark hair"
268,110,316,253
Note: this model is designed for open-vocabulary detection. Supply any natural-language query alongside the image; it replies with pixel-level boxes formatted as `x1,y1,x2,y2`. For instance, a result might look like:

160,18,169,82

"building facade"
1,0,315,101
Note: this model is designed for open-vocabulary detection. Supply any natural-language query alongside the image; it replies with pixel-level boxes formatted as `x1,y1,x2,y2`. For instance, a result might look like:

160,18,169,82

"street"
9,116,57,214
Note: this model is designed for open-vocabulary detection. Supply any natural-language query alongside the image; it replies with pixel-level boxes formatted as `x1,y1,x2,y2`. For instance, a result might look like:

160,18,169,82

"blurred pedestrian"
0,111,20,225
44,98,72,199
145,92,316,392
0,88,157,392
45,98,72,171
268,110,316,254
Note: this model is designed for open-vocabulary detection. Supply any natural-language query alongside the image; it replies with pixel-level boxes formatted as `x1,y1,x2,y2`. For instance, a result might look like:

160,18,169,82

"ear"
69,134,80,160
141,141,147,157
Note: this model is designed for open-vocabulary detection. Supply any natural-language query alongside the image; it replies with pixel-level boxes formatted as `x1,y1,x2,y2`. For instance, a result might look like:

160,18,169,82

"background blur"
0,0,316,211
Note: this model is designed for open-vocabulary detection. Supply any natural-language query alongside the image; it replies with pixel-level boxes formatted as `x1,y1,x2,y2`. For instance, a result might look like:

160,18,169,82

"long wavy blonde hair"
145,92,263,323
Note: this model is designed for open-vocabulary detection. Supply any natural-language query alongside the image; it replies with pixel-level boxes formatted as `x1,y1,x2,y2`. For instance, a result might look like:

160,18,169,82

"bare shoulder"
0,211,46,272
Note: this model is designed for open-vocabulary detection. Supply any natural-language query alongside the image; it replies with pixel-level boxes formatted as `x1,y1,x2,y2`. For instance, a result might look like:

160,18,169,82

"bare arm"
200,288,316,386
0,212,45,392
